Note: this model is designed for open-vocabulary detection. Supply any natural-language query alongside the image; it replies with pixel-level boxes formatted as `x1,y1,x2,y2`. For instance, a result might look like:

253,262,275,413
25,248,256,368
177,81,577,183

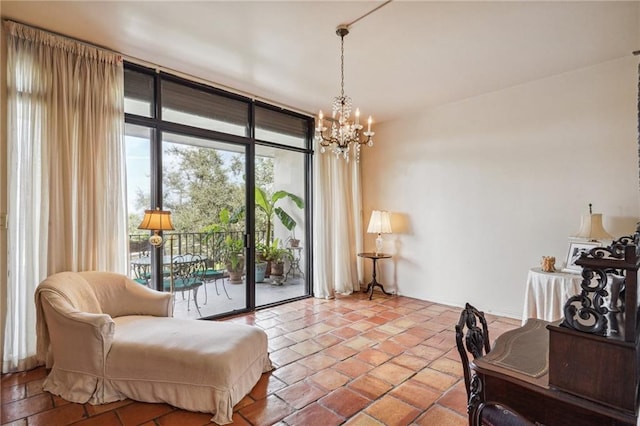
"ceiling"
1,1,638,123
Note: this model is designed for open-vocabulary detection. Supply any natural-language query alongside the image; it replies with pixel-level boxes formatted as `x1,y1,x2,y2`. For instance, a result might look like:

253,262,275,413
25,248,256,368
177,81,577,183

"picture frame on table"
562,241,599,273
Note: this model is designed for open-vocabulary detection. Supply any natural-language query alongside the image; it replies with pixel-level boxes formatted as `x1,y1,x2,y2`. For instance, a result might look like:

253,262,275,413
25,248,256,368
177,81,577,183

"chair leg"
212,278,221,296
218,277,231,300
203,281,208,305
191,287,202,316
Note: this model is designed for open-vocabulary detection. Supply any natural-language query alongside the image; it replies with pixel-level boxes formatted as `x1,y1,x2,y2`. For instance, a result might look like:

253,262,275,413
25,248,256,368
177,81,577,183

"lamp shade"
573,213,612,241
367,210,392,234
138,209,175,231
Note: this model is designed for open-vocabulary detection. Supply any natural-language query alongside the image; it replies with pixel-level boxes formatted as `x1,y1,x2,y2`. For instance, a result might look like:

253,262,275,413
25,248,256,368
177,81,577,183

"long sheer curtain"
2,21,127,373
313,148,364,299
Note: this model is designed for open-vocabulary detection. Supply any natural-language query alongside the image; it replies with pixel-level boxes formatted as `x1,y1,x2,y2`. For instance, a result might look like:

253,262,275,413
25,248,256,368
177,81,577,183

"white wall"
361,56,639,318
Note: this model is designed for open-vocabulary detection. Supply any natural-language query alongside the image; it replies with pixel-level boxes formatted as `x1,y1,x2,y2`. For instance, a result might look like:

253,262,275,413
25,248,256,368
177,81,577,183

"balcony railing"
129,230,266,271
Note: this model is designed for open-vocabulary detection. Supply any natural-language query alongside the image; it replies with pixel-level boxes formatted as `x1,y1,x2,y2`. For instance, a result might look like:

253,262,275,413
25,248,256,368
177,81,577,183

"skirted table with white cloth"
522,267,583,324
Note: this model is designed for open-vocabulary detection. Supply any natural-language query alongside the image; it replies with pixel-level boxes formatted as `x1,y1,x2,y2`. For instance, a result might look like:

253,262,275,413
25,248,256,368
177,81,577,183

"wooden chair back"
455,302,491,418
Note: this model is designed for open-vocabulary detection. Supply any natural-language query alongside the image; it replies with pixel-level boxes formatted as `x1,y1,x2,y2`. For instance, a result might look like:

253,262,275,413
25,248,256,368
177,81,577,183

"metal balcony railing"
129,230,267,272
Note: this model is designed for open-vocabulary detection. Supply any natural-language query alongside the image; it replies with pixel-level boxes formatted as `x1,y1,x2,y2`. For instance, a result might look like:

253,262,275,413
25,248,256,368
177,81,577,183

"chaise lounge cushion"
35,271,273,424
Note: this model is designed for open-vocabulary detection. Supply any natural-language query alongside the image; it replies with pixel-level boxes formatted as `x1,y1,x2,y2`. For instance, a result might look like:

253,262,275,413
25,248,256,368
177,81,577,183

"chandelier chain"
340,33,345,99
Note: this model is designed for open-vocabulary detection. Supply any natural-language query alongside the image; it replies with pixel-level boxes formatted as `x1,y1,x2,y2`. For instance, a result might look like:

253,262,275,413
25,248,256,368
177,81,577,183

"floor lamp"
138,208,175,293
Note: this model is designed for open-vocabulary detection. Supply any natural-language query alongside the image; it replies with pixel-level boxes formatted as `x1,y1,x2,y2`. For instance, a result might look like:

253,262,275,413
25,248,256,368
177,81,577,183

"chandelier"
315,25,374,162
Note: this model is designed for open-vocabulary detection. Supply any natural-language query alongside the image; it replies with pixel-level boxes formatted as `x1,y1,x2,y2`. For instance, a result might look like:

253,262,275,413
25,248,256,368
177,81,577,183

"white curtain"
313,147,364,298
3,21,127,373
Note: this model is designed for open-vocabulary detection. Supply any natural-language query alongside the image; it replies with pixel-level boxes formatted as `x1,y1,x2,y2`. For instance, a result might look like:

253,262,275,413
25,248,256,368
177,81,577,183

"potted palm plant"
255,186,304,247
256,238,292,284
221,235,244,284
255,186,303,276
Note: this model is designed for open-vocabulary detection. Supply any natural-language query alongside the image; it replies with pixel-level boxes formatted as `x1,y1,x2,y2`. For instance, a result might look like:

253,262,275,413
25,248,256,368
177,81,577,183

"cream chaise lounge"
35,271,273,425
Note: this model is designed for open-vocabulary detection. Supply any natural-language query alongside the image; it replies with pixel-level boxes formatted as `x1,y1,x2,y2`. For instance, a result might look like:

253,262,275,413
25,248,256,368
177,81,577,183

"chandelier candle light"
316,25,374,162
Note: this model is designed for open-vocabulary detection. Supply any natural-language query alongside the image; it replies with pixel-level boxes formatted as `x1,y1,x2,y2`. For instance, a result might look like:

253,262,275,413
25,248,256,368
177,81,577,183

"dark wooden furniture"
456,303,538,425
549,234,639,419
455,303,491,421
357,252,392,300
472,319,634,425
472,402,534,426
469,232,640,426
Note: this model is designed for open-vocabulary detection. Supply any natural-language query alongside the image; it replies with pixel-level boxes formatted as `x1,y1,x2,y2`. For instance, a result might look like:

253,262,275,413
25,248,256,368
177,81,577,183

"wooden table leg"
366,257,392,300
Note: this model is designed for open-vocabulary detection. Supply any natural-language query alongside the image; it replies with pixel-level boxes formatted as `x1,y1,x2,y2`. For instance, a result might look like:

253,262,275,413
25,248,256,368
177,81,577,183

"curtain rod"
3,18,314,118
3,19,119,56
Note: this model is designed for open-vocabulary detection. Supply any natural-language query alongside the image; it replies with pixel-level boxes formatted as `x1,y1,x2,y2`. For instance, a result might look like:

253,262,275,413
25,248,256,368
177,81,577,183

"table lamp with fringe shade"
138,208,175,294
137,208,175,246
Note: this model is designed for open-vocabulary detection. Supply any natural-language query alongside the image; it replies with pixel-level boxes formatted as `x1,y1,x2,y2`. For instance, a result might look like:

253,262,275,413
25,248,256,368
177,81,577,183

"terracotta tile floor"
1,293,520,426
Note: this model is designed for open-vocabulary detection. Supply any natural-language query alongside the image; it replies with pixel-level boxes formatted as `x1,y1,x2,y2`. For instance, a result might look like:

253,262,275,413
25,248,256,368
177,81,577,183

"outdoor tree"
162,145,245,232
131,188,150,234
130,145,277,237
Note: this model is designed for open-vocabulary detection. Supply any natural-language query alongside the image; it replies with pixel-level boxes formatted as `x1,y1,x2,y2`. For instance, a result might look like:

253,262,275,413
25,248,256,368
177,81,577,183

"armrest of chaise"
40,291,115,374
79,271,173,318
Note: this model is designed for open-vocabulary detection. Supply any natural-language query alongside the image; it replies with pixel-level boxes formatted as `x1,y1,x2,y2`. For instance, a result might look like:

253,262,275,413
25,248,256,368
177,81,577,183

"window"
161,79,249,136
124,63,313,319
255,105,309,148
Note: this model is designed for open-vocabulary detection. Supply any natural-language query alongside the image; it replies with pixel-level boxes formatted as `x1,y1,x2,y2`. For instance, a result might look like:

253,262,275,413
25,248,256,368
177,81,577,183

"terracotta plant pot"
270,261,285,277
226,261,244,284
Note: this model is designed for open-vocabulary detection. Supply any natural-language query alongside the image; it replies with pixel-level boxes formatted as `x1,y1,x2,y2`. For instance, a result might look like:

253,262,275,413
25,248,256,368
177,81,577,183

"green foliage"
130,141,295,259
256,238,292,264
255,186,304,247
202,207,245,234
222,235,244,271
162,145,245,232
128,213,143,234
205,208,245,271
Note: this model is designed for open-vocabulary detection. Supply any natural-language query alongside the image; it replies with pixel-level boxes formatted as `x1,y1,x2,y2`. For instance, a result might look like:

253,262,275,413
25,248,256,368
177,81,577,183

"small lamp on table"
367,210,392,255
573,203,613,243
138,208,176,293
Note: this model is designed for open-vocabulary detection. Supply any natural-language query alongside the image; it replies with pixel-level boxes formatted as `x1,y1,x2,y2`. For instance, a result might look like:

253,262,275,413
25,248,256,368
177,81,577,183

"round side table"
357,252,392,300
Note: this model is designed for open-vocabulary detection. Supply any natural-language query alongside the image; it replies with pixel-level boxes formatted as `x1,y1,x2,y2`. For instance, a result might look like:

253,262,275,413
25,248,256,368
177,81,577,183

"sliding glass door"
254,145,308,306
124,63,313,319
161,132,247,318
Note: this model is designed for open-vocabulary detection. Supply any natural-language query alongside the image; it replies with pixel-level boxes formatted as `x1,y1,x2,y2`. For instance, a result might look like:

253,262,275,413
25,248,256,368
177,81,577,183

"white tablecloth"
522,267,583,324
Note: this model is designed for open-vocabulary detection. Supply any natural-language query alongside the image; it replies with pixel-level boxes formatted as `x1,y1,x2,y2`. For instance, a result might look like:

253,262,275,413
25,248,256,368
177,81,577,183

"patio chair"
203,268,231,300
131,262,151,286
163,254,205,316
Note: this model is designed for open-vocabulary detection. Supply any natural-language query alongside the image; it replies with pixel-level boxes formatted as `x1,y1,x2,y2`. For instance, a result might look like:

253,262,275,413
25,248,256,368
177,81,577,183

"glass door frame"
124,62,314,318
